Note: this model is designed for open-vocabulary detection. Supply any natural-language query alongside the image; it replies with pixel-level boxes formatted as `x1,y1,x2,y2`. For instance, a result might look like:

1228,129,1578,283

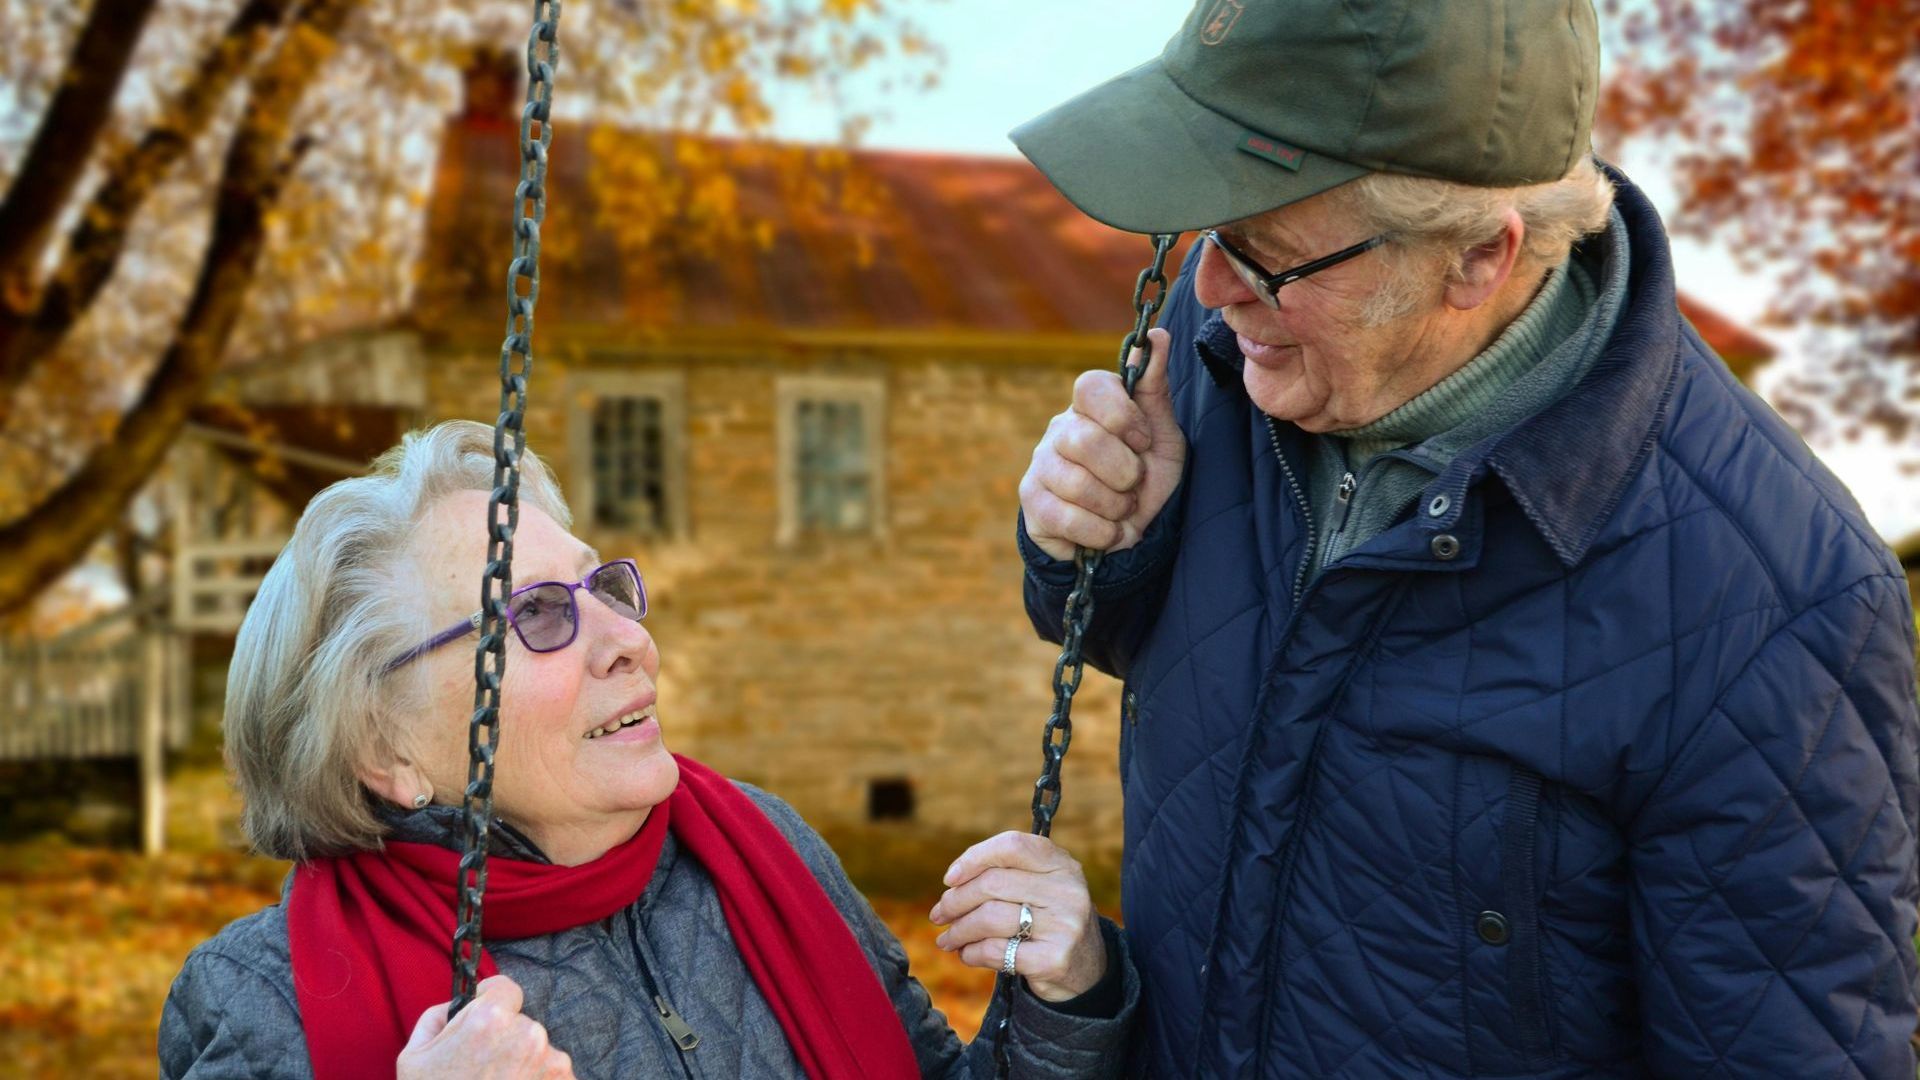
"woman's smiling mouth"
584,703,658,741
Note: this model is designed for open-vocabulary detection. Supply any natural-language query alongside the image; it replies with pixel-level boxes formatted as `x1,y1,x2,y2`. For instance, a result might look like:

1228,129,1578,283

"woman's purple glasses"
384,559,647,673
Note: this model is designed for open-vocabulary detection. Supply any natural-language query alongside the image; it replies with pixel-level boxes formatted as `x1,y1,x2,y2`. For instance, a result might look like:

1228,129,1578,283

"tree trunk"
0,0,159,308
0,0,295,418
0,0,357,617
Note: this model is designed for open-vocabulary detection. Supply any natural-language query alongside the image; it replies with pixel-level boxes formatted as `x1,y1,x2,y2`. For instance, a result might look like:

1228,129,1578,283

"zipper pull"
1123,689,1139,728
654,993,700,1051
1336,472,1356,503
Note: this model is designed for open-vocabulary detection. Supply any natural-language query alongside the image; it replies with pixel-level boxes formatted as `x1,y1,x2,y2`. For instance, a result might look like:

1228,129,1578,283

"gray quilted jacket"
159,783,1138,1078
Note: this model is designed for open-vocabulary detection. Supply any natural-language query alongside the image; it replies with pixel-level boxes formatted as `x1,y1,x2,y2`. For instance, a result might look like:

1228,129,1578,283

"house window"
591,397,666,531
568,371,686,538
777,375,885,542
796,399,870,530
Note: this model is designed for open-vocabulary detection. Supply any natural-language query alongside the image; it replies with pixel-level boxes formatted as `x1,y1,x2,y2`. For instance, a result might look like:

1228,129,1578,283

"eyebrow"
1220,223,1303,266
518,547,600,586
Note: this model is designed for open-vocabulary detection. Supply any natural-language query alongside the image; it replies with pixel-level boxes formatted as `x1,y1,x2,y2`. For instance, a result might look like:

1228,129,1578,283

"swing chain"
991,230,1177,1076
450,0,561,1017
1029,231,1174,840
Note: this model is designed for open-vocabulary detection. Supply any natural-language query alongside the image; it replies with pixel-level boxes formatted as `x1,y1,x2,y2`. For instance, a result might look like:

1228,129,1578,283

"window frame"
567,369,689,540
775,374,887,544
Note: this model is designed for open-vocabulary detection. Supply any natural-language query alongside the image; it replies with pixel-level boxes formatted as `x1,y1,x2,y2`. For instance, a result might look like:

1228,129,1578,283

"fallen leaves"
0,838,1000,1073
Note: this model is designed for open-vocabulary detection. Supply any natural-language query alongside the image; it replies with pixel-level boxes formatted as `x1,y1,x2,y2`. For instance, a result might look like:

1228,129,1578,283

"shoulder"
726,780,887,931
730,780,842,879
171,900,297,1004
1596,321,1918,778
161,896,308,1078
1643,324,1904,614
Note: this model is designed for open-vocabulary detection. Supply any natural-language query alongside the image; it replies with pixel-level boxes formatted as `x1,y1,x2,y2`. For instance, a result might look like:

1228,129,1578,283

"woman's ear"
1443,207,1526,312
358,744,431,809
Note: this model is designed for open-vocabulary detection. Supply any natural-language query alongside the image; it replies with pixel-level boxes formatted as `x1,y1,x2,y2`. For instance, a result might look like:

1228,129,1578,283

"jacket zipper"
1243,419,1410,1073
1201,412,1356,1067
1328,470,1357,563
623,910,704,1077
1264,414,1315,606
1202,414,1324,1068
653,994,701,1051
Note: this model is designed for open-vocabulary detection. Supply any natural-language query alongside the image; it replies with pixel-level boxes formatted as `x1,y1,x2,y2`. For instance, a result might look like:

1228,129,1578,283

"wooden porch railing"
0,605,189,853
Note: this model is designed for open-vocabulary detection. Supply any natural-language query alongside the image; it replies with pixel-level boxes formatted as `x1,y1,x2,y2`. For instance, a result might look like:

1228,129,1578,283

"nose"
582,591,657,679
1193,238,1259,310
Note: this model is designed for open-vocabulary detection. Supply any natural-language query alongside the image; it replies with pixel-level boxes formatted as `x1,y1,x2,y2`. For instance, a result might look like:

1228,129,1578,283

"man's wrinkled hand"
1019,326,1186,561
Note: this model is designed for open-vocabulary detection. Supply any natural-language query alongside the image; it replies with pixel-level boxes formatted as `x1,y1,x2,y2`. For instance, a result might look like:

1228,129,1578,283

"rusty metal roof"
418,113,1773,367
420,120,1199,342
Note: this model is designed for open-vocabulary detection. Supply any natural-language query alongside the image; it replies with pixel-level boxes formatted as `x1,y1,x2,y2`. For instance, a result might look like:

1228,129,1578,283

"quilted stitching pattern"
1022,176,1919,1078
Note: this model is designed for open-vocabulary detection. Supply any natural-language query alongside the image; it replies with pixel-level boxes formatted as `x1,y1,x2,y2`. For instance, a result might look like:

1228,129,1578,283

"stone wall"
422,337,1128,862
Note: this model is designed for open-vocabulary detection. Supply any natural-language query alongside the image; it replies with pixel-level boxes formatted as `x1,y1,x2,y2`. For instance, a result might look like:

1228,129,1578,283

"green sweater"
1305,207,1631,576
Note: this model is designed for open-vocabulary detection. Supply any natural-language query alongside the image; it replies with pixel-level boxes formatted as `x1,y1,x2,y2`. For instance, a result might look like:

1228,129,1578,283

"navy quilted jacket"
1020,171,1920,1078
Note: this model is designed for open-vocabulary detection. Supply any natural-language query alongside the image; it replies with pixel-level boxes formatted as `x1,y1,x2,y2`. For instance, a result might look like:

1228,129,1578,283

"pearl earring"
412,793,431,809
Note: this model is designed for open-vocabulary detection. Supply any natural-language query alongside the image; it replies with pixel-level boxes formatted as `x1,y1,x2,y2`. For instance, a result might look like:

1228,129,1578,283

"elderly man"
1013,1,1920,1076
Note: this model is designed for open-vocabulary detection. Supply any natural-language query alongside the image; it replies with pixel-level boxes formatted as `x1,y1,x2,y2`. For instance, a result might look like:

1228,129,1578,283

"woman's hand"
397,975,575,1080
929,831,1107,1002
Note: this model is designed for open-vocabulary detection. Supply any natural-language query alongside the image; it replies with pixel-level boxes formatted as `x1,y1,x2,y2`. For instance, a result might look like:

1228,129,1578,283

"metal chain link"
449,0,561,1017
991,231,1178,1075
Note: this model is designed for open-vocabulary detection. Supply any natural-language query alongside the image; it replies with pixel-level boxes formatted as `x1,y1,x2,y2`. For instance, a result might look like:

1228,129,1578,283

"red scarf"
287,755,918,1079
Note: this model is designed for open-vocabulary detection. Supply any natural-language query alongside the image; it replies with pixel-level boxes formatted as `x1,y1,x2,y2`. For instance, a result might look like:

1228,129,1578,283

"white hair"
225,420,572,860
1335,155,1616,326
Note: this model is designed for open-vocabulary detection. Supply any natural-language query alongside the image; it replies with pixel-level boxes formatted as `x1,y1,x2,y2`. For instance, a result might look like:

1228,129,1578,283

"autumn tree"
1597,0,1919,438
0,0,932,620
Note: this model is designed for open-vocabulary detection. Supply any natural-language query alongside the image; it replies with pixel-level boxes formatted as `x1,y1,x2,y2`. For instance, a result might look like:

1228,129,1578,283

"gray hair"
1336,155,1616,325
225,420,572,861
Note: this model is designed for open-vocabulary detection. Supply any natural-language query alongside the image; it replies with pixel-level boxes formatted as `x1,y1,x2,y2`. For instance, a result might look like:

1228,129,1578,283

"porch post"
140,630,166,856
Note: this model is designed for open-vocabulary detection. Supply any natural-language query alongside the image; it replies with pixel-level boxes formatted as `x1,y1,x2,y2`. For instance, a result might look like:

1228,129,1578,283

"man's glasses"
1204,229,1388,309
385,559,648,672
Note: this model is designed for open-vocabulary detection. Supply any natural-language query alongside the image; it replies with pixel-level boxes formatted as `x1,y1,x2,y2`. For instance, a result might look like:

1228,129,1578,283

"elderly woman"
159,420,1136,1079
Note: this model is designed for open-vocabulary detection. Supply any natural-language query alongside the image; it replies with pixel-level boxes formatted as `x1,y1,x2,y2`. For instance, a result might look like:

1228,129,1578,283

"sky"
766,0,1920,543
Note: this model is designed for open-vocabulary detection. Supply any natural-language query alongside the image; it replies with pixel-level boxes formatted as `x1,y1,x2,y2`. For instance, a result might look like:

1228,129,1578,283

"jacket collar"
1478,167,1680,566
1194,165,1681,569
378,801,553,863
375,800,682,913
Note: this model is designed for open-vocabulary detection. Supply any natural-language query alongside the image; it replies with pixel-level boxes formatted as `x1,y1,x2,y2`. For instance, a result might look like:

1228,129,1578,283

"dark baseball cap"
1011,0,1600,234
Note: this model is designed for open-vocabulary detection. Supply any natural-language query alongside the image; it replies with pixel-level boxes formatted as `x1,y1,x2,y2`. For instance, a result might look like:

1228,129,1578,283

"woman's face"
391,489,678,860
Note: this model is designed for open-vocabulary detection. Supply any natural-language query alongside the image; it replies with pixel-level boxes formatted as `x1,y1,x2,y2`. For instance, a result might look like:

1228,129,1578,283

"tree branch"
0,0,297,404
0,0,359,617
0,0,160,310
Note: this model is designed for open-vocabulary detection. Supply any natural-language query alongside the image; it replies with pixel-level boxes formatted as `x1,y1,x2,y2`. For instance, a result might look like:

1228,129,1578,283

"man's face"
1193,190,1443,433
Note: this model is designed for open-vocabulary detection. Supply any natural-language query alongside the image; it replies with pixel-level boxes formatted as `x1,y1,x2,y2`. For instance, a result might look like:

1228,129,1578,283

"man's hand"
397,975,575,1080
1020,327,1185,561
929,832,1108,1002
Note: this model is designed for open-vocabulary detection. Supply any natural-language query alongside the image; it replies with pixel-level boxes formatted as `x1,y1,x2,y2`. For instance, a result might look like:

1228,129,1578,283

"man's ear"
1444,207,1526,312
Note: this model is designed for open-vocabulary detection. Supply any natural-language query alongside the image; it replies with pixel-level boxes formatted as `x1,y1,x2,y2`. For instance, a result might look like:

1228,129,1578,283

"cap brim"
1010,59,1368,235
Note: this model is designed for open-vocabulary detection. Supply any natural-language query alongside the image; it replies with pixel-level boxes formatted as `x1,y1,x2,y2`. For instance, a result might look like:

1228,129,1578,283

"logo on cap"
1237,132,1305,171
1199,0,1245,46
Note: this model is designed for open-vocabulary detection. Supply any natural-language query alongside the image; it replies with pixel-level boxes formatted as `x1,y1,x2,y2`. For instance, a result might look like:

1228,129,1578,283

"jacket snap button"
1427,494,1450,517
1430,533,1461,560
1476,910,1511,946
